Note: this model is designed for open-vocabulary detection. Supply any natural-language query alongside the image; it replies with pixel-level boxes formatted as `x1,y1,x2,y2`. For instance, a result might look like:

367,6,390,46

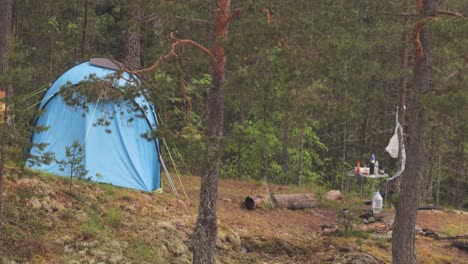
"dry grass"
0,170,467,263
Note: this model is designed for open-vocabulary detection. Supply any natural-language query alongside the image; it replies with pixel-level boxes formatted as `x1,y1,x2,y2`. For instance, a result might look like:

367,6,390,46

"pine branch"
126,32,213,75
226,8,243,24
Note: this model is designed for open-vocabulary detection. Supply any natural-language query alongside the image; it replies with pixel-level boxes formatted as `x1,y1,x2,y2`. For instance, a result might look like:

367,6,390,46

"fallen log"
243,193,316,210
452,241,468,252
422,228,468,240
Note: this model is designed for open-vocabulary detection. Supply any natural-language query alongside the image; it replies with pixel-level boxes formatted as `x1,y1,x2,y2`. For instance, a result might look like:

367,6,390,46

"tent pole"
159,154,179,196
84,97,100,143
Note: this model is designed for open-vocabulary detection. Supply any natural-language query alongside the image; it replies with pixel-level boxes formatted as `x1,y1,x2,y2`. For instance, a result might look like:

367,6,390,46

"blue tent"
28,58,161,192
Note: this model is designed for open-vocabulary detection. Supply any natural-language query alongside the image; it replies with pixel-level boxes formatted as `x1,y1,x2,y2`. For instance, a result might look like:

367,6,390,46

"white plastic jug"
372,191,383,214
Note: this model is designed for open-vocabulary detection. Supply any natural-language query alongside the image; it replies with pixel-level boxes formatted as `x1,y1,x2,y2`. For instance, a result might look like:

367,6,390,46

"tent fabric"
28,59,160,192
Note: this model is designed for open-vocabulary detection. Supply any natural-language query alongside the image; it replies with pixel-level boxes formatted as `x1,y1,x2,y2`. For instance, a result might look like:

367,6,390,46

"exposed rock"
64,245,74,254
370,233,391,240
344,253,380,264
323,190,343,201
217,224,242,251
157,221,177,232
415,225,423,234
109,255,123,264
30,198,42,209
90,249,107,260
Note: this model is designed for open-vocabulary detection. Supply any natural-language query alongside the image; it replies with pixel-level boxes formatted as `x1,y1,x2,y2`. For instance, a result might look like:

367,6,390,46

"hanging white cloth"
386,107,406,181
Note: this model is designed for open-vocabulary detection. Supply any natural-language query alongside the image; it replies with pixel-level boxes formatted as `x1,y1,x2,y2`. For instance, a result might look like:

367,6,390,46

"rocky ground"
0,170,467,263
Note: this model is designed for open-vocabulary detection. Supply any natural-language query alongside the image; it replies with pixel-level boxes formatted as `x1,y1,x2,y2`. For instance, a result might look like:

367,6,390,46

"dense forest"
0,0,467,262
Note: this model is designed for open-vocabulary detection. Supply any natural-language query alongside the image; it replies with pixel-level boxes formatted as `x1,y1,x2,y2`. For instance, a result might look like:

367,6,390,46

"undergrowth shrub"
105,207,123,228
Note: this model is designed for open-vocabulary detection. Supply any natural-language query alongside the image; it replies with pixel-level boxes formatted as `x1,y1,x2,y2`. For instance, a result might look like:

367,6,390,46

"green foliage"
105,207,124,228
0,0,466,208
56,139,89,192
80,214,102,239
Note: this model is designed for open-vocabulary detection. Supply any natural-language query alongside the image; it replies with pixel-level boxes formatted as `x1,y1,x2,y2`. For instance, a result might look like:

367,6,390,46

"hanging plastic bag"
386,107,406,182
385,126,399,158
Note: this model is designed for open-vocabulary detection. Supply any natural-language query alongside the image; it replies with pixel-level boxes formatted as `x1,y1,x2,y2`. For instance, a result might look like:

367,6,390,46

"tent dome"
28,58,160,192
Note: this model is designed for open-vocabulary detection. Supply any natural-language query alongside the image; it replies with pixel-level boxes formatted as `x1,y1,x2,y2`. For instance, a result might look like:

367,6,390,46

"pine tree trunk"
116,0,141,69
80,0,89,59
0,0,12,77
236,103,245,179
0,0,12,125
281,110,290,174
297,125,305,186
192,1,233,263
0,0,12,231
452,128,464,208
391,1,434,263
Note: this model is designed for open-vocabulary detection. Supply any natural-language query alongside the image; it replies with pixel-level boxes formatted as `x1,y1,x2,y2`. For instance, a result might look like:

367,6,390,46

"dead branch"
412,16,437,62
375,11,418,17
435,10,466,18
226,8,243,24
416,0,424,14
412,9,465,63
263,8,272,23
126,32,213,75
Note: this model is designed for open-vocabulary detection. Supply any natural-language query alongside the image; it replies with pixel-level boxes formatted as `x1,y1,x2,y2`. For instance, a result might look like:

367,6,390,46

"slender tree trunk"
297,125,305,186
236,103,245,179
0,0,12,230
80,0,89,59
342,122,347,192
392,1,434,263
116,0,142,69
192,1,235,263
451,60,466,208
48,34,54,81
281,110,290,174
0,0,12,125
0,0,12,77
425,127,435,204
452,127,464,208
393,0,411,195
435,154,441,206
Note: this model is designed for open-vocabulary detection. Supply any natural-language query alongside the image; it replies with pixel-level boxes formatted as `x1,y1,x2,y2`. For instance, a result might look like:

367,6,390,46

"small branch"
263,8,273,23
176,16,212,25
412,9,465,63
412,16,437,62
126,32,213,75
435,10,466,18
375,11,418,17
226,8,243,24
416,0,424,14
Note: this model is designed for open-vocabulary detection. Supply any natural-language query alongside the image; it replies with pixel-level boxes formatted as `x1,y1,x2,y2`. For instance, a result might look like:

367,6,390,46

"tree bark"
116,0,142,69
243,194,317,210
0,0,12,77
0,0,12,124
236,103,245,179
281,110,290,174
297,125,305,186
0,0,12,231
80,0,89,59
451,127,464,208
192,1,235,263
392,1,434,263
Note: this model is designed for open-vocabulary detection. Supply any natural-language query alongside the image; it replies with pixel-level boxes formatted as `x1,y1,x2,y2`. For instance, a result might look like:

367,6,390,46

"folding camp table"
347,168,389,201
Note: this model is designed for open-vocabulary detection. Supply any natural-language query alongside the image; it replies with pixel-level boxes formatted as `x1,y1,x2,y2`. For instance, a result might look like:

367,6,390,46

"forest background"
0,0,466,210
